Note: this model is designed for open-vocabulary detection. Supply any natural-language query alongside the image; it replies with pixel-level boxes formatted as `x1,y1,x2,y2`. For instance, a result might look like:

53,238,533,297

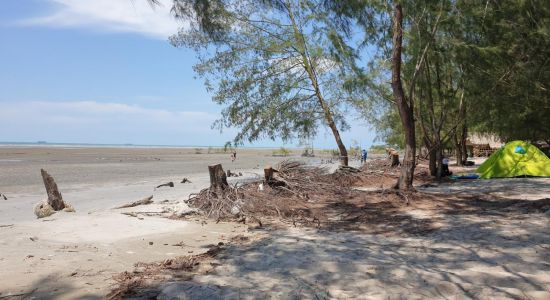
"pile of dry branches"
185,161,354,225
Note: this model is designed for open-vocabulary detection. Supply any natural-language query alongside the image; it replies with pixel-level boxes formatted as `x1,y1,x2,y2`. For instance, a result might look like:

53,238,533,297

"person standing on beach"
231,150,237,162
361,149,368,163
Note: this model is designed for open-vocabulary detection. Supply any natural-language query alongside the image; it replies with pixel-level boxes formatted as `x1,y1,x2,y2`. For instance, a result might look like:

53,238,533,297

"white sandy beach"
0,147,302,298
0,147,549,299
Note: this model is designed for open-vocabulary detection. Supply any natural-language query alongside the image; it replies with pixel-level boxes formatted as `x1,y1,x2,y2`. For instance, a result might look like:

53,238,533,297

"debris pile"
108,244,224,300
185,160,353,226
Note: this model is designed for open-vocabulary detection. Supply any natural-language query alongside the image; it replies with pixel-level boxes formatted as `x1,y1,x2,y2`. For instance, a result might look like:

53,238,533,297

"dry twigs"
185,160,353,226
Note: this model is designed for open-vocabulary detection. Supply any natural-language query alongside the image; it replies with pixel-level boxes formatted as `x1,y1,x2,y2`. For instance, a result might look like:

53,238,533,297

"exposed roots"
185,160,354,227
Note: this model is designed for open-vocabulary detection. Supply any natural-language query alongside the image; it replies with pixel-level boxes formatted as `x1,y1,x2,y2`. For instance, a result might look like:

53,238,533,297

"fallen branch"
156,182,174,189
115,195,154,209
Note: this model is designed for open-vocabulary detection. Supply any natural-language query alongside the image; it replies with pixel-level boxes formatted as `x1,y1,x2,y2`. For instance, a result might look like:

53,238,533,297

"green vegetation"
157,0,549,189
369,145,388,155
207,146,229,154
272,147,292,157
170,0,353,165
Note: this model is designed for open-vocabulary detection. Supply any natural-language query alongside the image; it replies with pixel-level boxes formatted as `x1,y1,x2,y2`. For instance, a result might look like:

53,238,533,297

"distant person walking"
361,149,368,163
231,150,237,162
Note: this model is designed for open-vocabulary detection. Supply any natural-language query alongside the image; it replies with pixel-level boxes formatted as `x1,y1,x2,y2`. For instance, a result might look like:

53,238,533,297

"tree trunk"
40,169,65,211
456,90,468,166
327,120,349,166
460,124,468,164
286,5,348,166
428,145,437,176
208,164,228,195
391,3,416,190
454,132,466,166
436,146,443,180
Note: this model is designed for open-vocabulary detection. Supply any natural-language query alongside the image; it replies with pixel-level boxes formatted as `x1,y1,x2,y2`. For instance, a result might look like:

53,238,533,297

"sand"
1,147,549,299
154,177,550,299
0,146,320,299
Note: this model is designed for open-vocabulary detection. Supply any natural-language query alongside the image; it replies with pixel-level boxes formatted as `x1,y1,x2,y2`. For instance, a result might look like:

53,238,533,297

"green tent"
477,140,550,179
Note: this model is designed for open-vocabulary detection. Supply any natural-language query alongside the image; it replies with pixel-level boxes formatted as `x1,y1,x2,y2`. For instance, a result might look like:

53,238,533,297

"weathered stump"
40,169,65,211
264,166,274,182
208,164,228,195
264,165,286,187
390,153,400,167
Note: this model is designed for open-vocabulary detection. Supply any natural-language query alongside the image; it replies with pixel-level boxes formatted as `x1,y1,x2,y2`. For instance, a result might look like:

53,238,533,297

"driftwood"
181,178,192,183
335,165,361,174
208,164,228,194
40,169,65,210
115,195,154,209
186,160,348,224
1,193,6,200
156,182,174,189
226,170,242,177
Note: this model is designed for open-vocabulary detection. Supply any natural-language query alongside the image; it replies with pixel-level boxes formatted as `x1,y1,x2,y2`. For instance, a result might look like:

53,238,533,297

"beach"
1,146,549,299
0,146,321,298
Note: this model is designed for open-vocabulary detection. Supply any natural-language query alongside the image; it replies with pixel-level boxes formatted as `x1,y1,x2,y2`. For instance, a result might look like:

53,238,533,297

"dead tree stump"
390,153,400,167
40,169,65,211
264,166,274,182
208,164,228,196
264,165,286,187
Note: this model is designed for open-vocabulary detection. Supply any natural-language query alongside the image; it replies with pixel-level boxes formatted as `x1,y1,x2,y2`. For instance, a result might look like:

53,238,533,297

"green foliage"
319,148,339,157
458,0,550,142
170,0,353,147
369,144,388,154
207,146,229,154
272,147,292,157
348,146,361,158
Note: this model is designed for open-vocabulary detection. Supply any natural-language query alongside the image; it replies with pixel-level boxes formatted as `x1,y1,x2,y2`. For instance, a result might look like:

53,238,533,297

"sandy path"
156,208,550,299
148,178,550,300
172,212,550,299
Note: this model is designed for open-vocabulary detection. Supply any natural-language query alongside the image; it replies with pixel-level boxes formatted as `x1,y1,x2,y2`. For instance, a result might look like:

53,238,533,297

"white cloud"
18,0,182,39
0,101,233,145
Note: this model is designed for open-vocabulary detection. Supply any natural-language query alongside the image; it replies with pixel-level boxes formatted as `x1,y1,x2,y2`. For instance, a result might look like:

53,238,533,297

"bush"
272,147,291,157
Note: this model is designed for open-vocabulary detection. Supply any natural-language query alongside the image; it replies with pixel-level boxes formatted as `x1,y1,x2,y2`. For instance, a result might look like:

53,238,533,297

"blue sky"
0,0,375,149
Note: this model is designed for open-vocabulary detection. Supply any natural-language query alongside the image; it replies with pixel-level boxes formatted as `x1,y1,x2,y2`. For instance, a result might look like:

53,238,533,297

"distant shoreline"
0,141,304,150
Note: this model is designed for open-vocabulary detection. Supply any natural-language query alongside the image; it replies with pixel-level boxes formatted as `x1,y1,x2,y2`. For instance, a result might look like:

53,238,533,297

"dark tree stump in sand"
264,166,286,187
40,169,65,211
390,153,400,167
208,164,228,194
264,166,274,182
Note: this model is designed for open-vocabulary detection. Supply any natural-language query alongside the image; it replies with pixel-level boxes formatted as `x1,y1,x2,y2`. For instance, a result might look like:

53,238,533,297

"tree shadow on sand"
111,193,550,299
1,273,102,300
